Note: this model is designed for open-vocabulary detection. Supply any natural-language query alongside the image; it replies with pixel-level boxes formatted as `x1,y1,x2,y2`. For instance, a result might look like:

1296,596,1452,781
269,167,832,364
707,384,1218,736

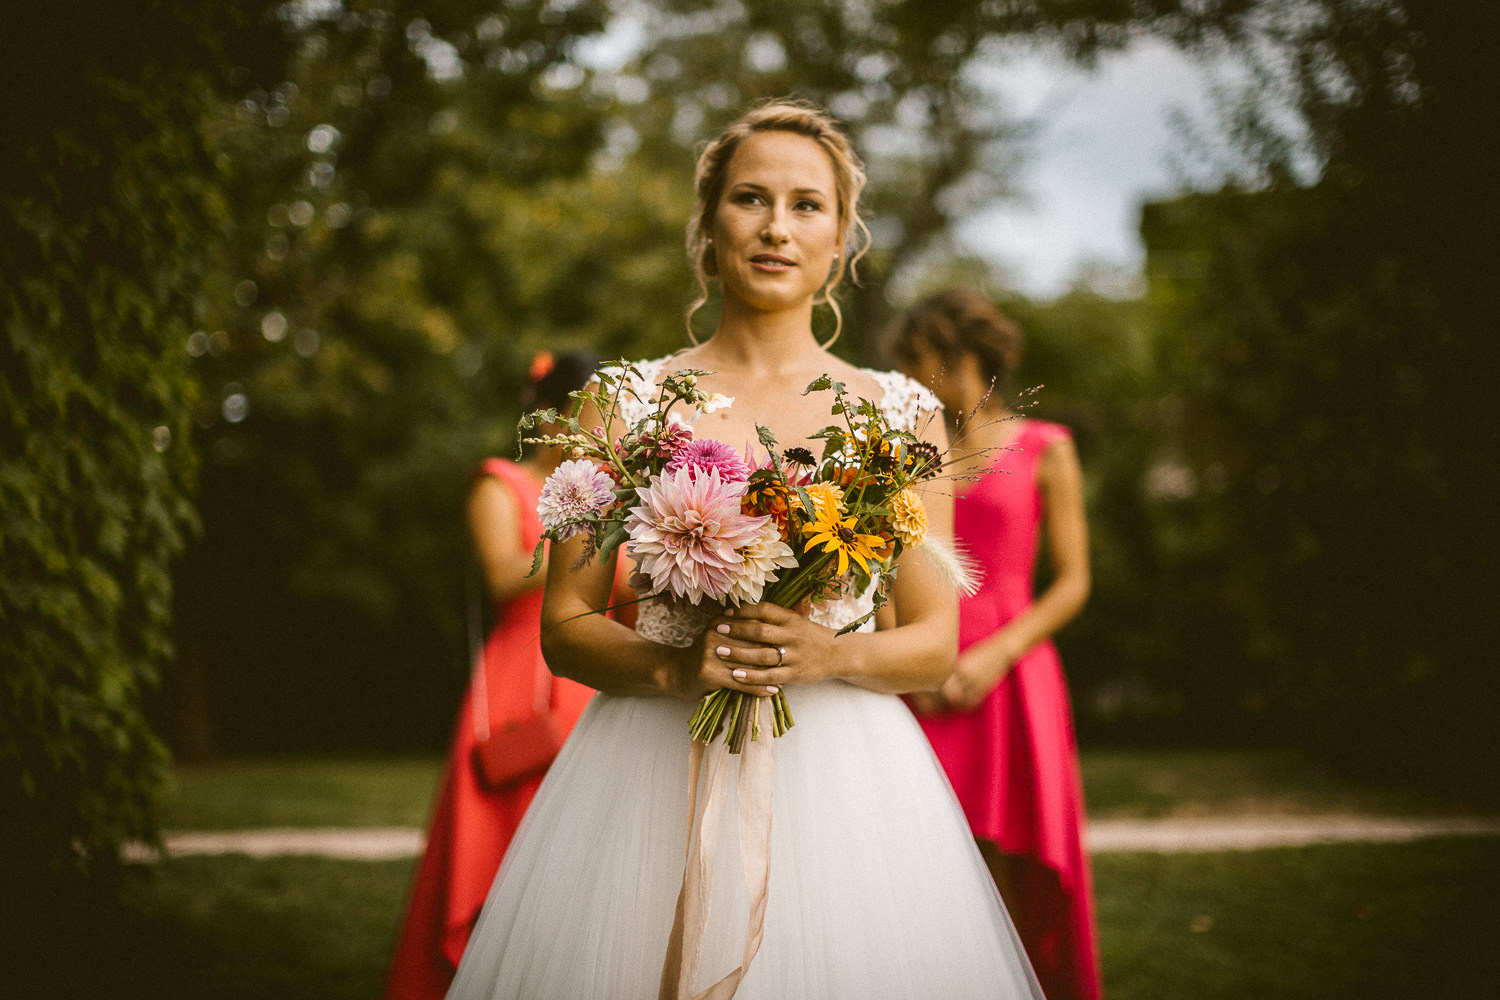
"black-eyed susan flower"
803,511,884,576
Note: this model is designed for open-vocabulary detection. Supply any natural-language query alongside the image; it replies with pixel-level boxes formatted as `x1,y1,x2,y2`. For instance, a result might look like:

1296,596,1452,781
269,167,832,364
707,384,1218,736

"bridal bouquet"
522,360,954,753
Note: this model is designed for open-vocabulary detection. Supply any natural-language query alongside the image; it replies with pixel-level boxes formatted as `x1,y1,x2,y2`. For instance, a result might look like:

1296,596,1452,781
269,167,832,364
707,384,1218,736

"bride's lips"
750,254,795,270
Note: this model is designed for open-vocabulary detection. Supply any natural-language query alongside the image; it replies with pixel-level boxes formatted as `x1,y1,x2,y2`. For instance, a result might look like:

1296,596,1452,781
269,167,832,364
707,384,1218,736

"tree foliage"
0,0,283,954
1137,1,1498,790
176,0,643,751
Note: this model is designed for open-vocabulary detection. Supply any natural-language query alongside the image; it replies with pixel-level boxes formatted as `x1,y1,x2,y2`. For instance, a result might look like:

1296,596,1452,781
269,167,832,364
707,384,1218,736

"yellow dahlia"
890,488,928,547
802,481,845,522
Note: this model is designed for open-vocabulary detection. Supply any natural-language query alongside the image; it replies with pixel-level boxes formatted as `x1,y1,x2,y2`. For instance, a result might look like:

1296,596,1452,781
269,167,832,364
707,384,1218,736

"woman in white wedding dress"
445,100,1047,1000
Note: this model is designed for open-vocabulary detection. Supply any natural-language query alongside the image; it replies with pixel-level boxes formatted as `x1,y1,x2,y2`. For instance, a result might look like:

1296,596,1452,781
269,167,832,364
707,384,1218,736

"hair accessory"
528,350,556,382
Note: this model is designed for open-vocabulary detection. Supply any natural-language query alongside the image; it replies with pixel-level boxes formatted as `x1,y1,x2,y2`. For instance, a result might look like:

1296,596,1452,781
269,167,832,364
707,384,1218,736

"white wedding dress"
445,361,1046,1000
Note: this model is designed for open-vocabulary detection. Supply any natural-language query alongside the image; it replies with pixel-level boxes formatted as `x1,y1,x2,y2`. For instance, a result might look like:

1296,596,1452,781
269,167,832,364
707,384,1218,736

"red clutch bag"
466,553,568,791
471,711,568,789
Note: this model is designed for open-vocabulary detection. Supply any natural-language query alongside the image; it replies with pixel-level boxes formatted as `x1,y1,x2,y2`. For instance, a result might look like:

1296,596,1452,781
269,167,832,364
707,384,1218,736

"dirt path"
125,815,1500,862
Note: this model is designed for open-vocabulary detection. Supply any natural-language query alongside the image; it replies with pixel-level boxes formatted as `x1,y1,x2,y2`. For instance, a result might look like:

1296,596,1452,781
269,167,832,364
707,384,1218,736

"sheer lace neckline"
605,357,938,435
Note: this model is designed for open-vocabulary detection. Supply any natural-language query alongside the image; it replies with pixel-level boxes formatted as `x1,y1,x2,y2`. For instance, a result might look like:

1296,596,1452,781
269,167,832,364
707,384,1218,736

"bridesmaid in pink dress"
383,351,606,1000
886,290,1103,1000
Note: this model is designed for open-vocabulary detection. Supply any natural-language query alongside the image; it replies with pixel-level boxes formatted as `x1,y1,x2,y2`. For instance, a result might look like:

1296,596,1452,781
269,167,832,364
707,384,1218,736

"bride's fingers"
720,602,795,626
713,644,785,672
714,611,798,648
720,664,780,696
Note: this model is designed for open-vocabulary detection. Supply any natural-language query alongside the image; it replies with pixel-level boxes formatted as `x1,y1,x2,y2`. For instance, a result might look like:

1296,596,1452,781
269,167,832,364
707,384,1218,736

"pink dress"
915,420,1103,1000
383,458,596,1000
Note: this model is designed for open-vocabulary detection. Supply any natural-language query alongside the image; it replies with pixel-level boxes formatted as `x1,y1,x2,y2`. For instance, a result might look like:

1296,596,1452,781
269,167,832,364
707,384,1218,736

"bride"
444,99,1046,1000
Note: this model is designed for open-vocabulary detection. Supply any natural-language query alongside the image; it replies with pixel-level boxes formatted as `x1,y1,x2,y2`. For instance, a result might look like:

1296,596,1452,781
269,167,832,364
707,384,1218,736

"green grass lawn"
14,835,1496,1000
1096,837,1500,999
1080,748,1476,819
157,754,444,830
67,749,1487,1000
155,746,1482,830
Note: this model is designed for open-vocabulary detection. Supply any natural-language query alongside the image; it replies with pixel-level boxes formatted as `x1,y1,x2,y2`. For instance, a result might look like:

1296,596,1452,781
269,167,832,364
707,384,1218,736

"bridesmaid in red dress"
886,290,1103,1000
383,350,603,1000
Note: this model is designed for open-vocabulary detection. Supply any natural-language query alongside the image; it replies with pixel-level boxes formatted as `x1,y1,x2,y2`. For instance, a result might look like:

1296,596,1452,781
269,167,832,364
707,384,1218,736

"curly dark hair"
882,289,1024,402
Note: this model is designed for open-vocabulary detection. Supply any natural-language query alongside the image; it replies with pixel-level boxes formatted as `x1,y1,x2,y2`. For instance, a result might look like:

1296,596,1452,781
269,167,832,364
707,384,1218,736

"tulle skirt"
445,680,1045,1000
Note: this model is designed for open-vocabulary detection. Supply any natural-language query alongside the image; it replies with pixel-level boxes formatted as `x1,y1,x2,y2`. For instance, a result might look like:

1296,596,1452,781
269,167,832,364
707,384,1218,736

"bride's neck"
692,310,827,376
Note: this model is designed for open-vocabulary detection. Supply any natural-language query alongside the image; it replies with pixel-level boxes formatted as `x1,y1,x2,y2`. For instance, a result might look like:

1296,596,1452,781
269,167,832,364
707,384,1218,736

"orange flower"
744,474,796,541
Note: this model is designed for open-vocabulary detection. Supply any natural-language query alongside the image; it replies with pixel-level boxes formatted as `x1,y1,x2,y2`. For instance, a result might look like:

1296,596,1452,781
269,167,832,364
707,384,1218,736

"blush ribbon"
658,697,774,1000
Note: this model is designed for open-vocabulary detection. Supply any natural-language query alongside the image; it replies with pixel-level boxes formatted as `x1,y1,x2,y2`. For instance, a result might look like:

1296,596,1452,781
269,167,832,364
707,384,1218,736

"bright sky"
960,38,1228,298
578,23,1232,301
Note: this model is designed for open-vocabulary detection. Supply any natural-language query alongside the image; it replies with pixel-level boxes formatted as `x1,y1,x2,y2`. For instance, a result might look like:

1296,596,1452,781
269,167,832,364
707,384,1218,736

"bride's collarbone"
647,362,886,450
692,389,872,450
691,408,824,452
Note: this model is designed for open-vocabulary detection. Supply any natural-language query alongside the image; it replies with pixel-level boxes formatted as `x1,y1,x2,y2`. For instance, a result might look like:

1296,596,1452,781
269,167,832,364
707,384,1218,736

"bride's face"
709,130,841,317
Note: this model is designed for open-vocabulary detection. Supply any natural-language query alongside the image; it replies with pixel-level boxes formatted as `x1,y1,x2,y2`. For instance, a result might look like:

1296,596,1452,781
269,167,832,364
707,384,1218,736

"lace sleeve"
867,369,942,435
597,356,672,428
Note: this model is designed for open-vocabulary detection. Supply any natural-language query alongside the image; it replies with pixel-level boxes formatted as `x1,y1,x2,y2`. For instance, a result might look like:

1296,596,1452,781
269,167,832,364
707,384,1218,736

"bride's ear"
702,236,719,278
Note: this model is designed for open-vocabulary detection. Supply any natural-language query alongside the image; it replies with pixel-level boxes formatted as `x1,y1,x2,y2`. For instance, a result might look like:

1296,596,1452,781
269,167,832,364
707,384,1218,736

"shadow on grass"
5,856,414,1000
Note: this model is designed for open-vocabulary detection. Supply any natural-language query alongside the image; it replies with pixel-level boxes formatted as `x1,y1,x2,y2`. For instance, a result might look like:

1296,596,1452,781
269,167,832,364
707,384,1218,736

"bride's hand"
704,601,836,695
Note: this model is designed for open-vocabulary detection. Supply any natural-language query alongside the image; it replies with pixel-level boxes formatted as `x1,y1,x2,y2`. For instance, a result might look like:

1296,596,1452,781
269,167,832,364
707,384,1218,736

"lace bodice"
865,369,941,435
599,357,940,435
598,358,672,429
608,356,939,646
634,575,881,647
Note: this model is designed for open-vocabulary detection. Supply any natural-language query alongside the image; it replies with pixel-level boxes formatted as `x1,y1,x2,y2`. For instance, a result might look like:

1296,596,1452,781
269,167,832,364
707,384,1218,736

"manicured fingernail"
716,623,731,634
733,669,747,681
716,646,731,657
766,686,779,695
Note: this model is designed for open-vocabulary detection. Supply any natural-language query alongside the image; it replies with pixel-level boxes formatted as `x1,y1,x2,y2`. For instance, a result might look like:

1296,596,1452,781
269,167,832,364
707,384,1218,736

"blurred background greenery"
3,0,1495,952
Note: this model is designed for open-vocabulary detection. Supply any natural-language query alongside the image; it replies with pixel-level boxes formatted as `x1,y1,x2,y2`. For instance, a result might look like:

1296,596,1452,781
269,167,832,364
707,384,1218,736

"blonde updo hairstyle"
685,99,871,346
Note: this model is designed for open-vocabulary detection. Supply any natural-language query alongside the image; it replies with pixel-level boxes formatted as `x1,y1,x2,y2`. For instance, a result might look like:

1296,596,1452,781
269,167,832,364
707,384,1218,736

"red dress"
383,458,596,1000
915,421,1103,1000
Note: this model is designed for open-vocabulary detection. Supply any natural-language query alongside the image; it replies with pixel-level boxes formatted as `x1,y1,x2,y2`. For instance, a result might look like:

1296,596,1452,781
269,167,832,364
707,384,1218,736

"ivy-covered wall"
0,2,274,930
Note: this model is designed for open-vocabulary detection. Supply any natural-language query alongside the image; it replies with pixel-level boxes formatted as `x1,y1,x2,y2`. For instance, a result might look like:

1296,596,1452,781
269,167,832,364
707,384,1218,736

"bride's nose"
760,211,789,246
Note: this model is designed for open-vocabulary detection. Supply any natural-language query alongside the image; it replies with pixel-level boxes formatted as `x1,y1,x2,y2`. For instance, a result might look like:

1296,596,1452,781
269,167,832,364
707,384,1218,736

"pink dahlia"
537,458,617,542
665,438,752,483
620,421,692,463
625,467,771,604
